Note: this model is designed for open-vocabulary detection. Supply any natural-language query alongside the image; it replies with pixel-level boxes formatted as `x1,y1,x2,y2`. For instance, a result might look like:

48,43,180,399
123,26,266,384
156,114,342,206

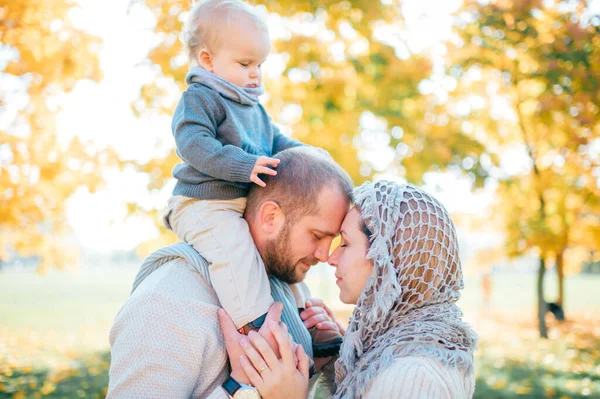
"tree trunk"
514,86,549,338
556,249,565,312
538,256,548,339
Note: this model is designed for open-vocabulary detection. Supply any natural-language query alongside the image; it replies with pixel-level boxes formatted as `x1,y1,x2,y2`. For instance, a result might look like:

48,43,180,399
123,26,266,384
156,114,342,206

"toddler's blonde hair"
182,0,268,67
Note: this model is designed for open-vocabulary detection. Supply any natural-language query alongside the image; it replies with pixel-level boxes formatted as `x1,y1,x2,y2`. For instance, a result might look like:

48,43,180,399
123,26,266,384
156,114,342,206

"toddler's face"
206,20,270,88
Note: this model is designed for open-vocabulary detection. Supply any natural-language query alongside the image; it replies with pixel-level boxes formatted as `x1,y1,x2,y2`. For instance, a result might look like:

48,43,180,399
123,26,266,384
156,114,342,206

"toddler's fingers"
254,166,277,176
250,175,266,187
256,156,280,167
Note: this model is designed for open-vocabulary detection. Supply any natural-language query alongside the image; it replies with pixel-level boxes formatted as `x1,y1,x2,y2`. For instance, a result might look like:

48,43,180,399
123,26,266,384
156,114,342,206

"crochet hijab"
332,181,478,398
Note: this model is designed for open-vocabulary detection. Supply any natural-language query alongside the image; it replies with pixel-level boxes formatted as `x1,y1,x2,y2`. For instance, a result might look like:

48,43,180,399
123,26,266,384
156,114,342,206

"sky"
56,0,498,253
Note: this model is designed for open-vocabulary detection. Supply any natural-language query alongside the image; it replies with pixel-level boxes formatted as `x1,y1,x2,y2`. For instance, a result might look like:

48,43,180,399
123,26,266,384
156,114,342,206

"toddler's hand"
250,156,280,187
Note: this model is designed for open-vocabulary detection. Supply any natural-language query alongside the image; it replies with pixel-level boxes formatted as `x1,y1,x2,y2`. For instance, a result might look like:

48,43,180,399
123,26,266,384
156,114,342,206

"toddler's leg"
290,282,311,309
167,196,273,328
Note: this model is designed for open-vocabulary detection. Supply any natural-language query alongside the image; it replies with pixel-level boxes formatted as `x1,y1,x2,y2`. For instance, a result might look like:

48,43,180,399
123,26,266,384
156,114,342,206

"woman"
233,181,478,398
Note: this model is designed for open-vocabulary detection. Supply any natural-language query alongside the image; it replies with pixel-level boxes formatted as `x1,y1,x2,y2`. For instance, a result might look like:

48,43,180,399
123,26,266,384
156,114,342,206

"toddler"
163,0,342,357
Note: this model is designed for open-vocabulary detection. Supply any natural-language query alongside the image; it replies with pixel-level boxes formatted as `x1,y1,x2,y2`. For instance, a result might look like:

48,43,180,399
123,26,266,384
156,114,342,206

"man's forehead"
300,214,342,235
305,188,350,231
317,187,350,211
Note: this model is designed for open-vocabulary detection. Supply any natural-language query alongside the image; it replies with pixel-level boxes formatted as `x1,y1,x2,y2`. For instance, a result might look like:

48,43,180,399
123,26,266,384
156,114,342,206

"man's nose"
314,242,331,263
314,250,327,263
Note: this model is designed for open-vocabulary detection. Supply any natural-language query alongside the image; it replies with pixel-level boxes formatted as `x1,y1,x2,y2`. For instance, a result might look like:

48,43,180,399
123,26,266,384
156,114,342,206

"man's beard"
263,222,313,284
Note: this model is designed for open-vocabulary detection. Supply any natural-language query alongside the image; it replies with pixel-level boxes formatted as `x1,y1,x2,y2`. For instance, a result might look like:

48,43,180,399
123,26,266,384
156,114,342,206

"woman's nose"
327,249,339,267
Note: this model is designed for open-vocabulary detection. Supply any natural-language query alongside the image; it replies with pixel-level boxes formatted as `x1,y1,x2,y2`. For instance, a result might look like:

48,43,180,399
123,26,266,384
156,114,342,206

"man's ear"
197,48,214,71
258,200,285,236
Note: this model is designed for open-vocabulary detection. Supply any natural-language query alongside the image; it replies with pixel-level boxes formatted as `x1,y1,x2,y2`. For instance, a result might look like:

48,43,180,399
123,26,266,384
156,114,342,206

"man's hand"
258,311,282,360
218,302,284,384
250,156,280,187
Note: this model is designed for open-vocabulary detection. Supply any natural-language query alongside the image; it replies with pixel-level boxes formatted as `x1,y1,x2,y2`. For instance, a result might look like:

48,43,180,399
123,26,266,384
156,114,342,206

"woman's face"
328,208,374,304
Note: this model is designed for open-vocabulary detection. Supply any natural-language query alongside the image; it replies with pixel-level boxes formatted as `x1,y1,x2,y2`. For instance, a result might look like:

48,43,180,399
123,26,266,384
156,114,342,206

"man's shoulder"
130,258,217,304
110,258,221,344
108,258,228,399
112,258,219,332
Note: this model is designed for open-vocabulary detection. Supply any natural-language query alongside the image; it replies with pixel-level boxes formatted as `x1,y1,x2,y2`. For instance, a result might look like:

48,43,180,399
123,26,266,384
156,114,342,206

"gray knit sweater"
171,67,303,200
108,243,313,398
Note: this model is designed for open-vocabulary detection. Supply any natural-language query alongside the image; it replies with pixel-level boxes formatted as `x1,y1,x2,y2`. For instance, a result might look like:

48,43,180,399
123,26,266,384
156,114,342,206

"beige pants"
290,281,311,309
165,195,273,328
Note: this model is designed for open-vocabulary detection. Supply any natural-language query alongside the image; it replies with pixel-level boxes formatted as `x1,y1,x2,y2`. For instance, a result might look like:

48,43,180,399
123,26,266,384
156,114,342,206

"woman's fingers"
316,321,339,331
301,301,345,334
248,330,280,369
285,327,299,366
299,306,325,321
303,313,330,329
240,355,264,389
305,298,323,308
268,320,294,366
301,304,335,322
295,344,310,380
301,306,336,329
241,336,270,375
307,298,337,321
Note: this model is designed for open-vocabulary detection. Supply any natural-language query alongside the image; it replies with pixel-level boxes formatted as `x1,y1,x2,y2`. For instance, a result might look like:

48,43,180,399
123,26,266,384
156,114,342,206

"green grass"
1,266,599,398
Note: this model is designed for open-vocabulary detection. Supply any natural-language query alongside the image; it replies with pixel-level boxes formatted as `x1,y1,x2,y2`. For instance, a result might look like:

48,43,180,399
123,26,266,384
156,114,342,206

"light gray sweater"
363,357,475,398
316,355,475,398
107,243,313,398
171,67,303,200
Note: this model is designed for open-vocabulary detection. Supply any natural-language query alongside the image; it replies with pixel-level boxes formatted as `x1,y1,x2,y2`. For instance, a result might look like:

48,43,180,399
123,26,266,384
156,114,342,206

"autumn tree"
0,0,117,272
449,0,600,337
132,0,492,250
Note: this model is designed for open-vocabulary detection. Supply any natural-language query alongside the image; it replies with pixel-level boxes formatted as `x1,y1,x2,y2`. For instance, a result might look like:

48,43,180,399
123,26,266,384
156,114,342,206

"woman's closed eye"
239,62,249,67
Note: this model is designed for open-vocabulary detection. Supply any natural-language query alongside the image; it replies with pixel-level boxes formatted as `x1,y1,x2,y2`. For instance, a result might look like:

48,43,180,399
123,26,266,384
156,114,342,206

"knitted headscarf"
333,181,478,399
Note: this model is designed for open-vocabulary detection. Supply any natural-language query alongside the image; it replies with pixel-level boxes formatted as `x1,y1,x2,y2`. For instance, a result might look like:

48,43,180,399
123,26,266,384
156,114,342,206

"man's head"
245,147,353,284
182,0,270,88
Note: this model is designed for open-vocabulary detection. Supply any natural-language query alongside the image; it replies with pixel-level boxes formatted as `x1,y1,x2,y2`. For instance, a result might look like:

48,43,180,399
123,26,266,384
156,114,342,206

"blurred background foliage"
1,0,600,397
0,0,123,273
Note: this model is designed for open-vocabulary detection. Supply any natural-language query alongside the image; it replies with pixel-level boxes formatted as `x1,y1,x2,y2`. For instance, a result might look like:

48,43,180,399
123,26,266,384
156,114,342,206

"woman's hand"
239,321,310,399
301,298,346,336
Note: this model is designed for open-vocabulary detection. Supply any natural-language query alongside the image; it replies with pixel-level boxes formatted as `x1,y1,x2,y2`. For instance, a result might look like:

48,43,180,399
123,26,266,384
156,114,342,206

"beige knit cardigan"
363,356,475,398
